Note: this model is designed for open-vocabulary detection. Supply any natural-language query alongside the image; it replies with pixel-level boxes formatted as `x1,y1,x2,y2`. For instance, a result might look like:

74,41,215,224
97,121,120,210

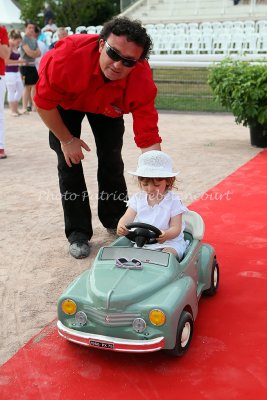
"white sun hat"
128,150,179,178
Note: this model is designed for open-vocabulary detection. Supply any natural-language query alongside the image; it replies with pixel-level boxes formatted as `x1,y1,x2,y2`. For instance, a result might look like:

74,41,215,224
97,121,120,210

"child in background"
117,150,188,260
5,30,24,116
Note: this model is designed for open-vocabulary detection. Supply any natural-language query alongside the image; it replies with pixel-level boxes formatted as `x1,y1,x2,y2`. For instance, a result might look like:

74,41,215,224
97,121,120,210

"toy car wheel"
203,257,219,296
166,311,194,357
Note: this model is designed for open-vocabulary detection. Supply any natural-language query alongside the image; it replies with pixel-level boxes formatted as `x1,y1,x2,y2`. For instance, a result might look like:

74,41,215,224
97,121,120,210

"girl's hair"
138,177,177,191
9,30,22,40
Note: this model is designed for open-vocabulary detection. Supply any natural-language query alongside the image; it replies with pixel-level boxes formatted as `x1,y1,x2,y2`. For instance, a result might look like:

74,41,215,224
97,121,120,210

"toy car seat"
183,210,205,240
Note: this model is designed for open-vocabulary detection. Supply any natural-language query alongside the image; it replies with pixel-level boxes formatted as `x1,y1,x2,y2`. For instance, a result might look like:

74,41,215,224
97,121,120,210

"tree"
17,0,44,26
16,0,120,30
49,0,119,31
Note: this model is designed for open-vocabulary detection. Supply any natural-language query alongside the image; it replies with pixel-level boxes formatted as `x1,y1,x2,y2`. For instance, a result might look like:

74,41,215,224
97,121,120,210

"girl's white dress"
127,191,188,259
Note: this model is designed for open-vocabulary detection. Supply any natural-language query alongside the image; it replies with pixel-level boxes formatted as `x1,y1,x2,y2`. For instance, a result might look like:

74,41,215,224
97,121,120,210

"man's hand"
61,137,90,167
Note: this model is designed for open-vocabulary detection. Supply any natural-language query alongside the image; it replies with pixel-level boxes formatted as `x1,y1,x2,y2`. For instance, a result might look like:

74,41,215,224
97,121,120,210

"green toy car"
57,210,219,356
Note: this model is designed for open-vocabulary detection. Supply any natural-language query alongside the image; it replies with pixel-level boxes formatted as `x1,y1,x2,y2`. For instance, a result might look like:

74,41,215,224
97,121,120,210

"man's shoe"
69,240,90,259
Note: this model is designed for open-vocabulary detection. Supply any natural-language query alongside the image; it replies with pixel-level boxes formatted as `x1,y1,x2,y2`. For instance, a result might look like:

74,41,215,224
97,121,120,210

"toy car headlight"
61,299,77,315
133,318,146,333
149,309,166,326
75,311,88,326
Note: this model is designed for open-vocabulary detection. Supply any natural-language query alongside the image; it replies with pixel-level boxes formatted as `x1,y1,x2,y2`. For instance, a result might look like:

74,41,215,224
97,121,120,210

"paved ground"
0,108,261,366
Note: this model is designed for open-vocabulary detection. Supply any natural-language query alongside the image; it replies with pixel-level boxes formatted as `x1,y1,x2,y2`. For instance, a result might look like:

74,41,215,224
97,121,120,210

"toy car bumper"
57,321,165,353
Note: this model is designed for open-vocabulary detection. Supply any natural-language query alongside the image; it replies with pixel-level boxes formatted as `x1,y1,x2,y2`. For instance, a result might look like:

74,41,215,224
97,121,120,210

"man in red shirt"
0,26,9,159
34,17,162,259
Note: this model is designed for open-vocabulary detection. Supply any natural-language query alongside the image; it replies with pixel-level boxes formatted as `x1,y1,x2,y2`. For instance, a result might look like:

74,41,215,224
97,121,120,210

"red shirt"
0,26,9,75
34,34,161,148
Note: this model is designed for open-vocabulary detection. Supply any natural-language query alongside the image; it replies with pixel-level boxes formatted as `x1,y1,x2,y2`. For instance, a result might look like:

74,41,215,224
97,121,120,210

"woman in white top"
117,150,188,260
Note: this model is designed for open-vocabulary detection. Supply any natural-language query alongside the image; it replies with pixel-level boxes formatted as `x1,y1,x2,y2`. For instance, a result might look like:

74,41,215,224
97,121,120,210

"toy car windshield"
100,247,170,267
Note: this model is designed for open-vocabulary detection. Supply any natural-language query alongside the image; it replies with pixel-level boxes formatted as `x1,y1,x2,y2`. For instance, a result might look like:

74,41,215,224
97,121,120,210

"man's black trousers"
49,107,128,243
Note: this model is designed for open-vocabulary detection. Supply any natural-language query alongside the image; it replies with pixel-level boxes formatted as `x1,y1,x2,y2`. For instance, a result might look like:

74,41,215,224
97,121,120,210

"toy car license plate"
89,340,114,349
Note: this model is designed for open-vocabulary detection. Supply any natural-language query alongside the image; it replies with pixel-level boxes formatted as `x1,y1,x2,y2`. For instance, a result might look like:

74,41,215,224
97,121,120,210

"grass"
152,67,227,112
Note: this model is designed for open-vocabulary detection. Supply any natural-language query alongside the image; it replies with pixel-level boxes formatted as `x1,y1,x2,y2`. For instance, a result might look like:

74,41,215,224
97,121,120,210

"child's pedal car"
57,210,219,356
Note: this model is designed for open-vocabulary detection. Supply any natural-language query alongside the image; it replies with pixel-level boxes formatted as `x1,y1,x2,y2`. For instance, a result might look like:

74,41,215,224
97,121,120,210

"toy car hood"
88,259,177,309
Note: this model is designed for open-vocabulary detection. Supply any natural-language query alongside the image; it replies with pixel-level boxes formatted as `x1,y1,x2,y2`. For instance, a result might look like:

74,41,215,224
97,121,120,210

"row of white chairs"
151,32,267,55
75,25,103,34
42,25,103,46
145,20,267,35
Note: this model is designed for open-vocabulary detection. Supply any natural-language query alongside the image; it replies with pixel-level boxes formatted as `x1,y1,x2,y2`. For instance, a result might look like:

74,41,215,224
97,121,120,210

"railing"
120,0,262,15
120,0,140,12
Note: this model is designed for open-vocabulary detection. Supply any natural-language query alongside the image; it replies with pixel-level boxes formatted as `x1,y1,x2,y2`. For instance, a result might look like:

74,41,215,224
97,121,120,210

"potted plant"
208,59,267,147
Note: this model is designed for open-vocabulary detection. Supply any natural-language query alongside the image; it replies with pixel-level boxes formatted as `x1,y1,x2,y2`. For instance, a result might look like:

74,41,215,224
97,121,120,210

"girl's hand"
117,224,129,236
157,230,166,244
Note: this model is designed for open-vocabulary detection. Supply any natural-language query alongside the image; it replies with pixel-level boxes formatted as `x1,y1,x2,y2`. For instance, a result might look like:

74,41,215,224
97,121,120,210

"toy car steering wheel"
125,222,162,248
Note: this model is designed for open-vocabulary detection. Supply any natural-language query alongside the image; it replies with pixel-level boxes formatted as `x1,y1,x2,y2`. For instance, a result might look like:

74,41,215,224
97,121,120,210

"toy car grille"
82,306,141,326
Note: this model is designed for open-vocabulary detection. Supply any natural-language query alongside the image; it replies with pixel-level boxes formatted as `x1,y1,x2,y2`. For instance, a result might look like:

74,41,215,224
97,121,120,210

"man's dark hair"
25,20,35,27
99,17,153,60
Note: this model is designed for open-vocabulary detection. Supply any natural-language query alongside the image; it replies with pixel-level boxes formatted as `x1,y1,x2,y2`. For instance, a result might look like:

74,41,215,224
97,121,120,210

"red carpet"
1,151,267,400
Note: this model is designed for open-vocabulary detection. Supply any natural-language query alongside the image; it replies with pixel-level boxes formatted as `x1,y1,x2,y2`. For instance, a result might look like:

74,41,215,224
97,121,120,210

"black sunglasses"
105,41,138,68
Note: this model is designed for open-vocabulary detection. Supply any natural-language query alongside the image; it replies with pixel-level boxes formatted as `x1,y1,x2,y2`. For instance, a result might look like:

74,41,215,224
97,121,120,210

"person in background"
5,30,24,117
20,21,41,114
0,25,9,159
42,18,58,34
49,27,68,49
44,5,54,26
34,17,162,259
34,25,48,71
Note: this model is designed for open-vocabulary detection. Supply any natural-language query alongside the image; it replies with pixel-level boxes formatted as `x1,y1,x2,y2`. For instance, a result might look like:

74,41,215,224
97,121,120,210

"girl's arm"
117,208,137,236
5,58,26,65
157,214,182,243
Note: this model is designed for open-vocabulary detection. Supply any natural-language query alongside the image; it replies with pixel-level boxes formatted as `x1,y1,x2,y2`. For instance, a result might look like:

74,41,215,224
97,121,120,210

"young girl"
117,150,188,260
5,30,24,116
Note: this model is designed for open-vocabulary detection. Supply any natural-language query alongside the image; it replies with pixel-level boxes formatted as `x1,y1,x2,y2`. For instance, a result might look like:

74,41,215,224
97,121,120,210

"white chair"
75,26,87,33
200,22,212,32
160,34,176,54
228,34,244,55
186,33,201,54
87,26,96,34
151,34,162,55
199,33,213,54
213,34,231,55
171,33,188,54
211,21,223,34
188,23,199,32
256,33,267,53
232,21,244,32
144,24,156,36
176,23,188,34
95,25,103,34
165,23,177,34
222,21,234,33
154,23,165,35
244,20,255,33
243,33,259,54
256,20,267,34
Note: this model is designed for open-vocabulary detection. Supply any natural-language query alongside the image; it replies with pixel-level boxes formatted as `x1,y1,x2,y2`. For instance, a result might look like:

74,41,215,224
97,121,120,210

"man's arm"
37,107,90,167
0,43,9,60
141,143,161,153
